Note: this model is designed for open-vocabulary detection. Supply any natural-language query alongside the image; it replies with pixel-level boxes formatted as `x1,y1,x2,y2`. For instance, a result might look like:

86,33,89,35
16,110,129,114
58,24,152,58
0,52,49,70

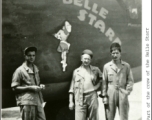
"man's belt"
83,90,96,95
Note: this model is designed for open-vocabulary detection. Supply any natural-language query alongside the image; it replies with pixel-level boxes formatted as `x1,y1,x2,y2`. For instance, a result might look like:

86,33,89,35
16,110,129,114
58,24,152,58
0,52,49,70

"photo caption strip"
142,0,151,120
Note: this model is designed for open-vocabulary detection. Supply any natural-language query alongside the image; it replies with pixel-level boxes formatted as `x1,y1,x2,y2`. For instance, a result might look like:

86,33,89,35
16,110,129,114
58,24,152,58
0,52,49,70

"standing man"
11,47,46,120
101,43,134,120
68,49,102,120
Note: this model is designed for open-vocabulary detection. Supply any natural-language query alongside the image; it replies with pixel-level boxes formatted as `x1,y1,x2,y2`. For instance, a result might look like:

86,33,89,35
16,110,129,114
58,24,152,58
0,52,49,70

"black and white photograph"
1,0,151,120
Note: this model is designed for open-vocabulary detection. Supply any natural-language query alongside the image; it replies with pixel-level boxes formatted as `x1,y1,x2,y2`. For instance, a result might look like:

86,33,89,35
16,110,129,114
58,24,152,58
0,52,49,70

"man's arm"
13,85,42,93
101,65,108,97
93,67,102,90
126,64,134,94
101,65,108,104
69,93,74,110
68,71,75,110
11,68,42,93
97,67,103,83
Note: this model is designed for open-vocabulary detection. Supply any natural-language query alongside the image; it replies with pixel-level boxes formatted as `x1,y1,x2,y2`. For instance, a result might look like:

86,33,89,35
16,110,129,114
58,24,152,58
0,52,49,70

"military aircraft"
2,0,141,119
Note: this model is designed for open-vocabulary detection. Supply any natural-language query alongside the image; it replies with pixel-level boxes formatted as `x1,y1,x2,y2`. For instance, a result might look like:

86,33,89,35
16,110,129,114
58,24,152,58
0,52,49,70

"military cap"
24,46,37,55
82,49,93,58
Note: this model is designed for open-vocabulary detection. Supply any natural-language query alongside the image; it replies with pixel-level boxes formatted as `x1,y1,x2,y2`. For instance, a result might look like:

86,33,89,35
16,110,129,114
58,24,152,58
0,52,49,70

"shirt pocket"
108,73,115,81
74,76,81,88
22,76,31,85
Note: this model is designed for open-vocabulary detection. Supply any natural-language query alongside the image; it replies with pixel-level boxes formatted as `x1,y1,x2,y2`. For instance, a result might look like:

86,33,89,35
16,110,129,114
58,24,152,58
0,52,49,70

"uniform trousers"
75,91,99,120
106,85,129,120
20,105,46,120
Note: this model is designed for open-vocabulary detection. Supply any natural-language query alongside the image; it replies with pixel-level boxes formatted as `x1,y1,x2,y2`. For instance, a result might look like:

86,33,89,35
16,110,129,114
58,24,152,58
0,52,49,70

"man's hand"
126,90,131,95
69,101,74,110
40,84,45,90
30,86,42,92
102,97,108,104
126,85,133,92
119,88,131,96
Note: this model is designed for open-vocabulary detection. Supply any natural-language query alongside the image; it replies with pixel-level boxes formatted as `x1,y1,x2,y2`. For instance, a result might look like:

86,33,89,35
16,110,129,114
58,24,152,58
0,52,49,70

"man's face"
111,49,121,61
81,54,91,66
25,51,36,63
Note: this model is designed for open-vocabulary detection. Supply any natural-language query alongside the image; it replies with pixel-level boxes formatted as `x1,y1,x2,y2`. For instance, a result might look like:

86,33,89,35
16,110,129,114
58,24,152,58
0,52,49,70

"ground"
1,82,142,120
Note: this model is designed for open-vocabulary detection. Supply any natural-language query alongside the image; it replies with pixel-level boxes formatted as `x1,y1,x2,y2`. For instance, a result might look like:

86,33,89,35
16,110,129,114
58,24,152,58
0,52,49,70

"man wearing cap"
68,49,102,120
101,43,134,120
11,47,46,120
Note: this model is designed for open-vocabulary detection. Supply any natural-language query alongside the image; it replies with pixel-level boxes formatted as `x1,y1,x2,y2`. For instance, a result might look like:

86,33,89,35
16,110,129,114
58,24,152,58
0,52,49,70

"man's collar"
78,65,95,70
76,65,95,77
109,60,125,73
22,62,39,73
110,60,125,66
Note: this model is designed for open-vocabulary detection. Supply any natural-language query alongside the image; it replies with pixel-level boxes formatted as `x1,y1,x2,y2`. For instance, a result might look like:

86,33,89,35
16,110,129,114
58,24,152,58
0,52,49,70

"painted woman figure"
54,21,72,71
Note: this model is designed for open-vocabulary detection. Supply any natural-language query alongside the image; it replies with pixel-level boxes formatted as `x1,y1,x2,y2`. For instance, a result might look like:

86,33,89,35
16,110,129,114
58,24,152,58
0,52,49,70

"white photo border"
142,0,151,119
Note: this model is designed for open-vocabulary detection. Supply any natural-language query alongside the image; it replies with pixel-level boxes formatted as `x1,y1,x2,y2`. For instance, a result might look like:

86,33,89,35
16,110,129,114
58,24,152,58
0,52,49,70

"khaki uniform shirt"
69,65,102,106
11,62,44,106
102,60,134,97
